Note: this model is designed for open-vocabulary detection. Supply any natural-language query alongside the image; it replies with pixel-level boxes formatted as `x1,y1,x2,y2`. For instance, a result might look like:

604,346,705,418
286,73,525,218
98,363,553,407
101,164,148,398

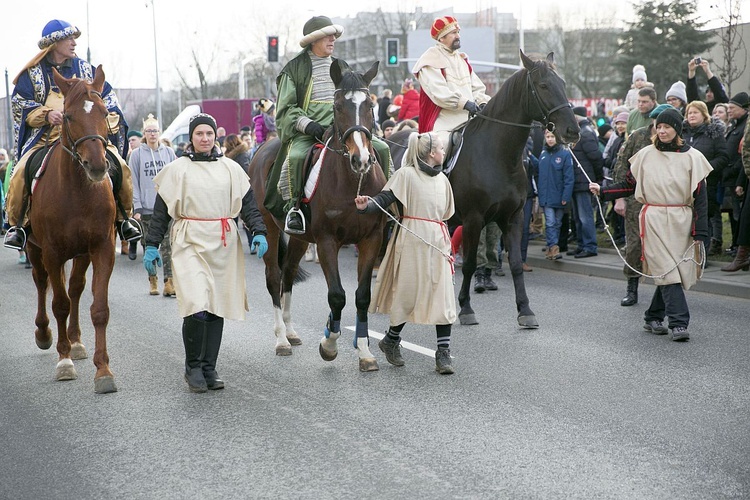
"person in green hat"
266,15,392,234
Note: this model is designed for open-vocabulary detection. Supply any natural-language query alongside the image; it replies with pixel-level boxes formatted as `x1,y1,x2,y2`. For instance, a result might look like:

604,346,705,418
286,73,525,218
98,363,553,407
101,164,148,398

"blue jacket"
538,144,574,208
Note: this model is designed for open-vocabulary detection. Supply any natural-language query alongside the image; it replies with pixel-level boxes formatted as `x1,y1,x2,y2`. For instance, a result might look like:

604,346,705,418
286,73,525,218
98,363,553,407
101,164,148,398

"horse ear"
330,60,344,88
51,68,75,94
519,49,534,71
546,52,555,65
93,64,105,92
363,61,379,87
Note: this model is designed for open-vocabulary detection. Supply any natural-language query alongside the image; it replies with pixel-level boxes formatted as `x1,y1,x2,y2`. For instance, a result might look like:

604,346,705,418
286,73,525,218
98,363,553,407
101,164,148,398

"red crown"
431,16,459,40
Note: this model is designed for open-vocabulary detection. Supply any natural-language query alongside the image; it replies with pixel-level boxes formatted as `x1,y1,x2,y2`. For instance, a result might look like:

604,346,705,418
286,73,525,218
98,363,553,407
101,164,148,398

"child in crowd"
537,130,574,260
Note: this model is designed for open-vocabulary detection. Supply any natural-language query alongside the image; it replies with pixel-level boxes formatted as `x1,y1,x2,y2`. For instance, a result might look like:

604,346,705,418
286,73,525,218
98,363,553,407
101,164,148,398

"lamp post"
239,57,253,100
149,0,162,126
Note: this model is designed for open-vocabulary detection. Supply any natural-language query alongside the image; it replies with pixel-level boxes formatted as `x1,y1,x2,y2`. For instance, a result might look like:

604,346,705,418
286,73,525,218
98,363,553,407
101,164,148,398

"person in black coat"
723,92,749,254
686,58,729,115
569,107,604,258
377,89,392,127
682,101,728,255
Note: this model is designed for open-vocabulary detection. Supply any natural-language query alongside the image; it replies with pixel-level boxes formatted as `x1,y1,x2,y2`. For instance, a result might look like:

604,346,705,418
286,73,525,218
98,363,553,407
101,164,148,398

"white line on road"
345,326,436,357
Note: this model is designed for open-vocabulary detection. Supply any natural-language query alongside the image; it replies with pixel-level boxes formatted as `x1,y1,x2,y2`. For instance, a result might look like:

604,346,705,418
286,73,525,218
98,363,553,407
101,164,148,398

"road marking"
345,326,436,357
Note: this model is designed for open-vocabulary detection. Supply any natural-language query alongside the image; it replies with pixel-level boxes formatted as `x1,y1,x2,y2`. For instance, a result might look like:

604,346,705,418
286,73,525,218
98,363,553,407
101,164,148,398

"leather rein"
59,90,110,167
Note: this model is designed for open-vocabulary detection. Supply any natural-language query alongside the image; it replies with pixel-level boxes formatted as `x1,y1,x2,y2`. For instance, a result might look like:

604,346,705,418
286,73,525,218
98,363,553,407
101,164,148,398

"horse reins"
60,90,110,167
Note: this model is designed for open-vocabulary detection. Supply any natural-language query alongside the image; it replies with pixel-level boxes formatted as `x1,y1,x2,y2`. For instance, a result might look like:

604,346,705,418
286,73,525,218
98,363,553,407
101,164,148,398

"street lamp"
239,57,253,99
148,0,162,126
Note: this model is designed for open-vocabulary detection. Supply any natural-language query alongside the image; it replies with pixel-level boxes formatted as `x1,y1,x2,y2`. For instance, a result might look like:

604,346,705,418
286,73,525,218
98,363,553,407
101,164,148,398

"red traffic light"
269,37,278,47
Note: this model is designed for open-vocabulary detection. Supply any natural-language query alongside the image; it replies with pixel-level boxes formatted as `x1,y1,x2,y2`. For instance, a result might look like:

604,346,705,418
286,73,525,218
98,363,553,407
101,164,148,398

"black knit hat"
655,107,684,136
189,113,218,140
729,92,749,109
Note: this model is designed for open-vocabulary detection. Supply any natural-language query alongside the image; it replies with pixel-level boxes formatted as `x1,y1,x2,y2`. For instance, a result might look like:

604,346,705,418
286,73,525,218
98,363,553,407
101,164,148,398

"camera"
694,57,702,65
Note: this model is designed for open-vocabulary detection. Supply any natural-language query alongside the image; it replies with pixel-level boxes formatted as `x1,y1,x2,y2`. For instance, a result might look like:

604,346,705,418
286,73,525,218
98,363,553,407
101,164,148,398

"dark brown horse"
388,50,580,327
25,66,118,393
248,61,387,371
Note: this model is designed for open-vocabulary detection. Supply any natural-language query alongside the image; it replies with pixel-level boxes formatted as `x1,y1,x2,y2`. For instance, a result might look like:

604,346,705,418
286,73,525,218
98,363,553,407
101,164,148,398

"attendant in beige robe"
144,113,268,393
355,132,457,374
591,108,712,342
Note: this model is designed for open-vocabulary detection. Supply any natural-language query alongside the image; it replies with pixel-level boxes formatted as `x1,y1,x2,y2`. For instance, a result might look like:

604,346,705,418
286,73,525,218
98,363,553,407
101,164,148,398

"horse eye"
539,83,548,89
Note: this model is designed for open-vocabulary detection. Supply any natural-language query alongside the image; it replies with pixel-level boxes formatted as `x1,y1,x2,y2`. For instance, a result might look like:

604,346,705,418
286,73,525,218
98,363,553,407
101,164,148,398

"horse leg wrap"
353,318,369,348
324,314,340,339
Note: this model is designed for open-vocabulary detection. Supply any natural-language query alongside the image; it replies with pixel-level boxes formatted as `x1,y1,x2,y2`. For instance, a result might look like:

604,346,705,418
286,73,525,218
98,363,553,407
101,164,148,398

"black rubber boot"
202,317,225,390
118,218,142,242
182,316,207,393
620,277,639,307
483,267,498,291
473,270,486,293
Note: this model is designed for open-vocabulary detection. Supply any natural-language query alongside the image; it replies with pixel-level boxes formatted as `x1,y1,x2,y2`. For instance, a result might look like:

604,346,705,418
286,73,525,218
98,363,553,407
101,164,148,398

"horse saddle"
443,124,467,175
25,144,56,195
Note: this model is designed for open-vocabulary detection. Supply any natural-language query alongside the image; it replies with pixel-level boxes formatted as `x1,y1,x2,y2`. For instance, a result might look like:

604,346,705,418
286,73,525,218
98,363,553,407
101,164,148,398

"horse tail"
276,234,310,284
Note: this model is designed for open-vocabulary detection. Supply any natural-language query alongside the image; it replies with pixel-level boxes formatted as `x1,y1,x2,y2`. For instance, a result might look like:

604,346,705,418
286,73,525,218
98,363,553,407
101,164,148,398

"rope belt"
640,203,690,263
182,217,232,247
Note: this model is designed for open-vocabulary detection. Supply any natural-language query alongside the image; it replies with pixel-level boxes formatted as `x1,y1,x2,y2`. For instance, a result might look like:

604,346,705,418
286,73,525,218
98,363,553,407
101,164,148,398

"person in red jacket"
397,78,420,122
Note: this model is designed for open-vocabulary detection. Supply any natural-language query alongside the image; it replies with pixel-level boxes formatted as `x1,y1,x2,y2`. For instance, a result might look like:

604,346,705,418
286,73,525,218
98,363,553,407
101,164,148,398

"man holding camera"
686,57,729,114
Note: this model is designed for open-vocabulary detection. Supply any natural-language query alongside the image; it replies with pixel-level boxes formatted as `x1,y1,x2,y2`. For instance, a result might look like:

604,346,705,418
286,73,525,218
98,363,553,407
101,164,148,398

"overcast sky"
1,0,745,98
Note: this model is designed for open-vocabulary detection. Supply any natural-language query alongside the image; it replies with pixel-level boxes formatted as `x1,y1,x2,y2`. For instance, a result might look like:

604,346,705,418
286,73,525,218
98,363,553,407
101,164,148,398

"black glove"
463,101,479,114
305,121,326,141
478,102,486,111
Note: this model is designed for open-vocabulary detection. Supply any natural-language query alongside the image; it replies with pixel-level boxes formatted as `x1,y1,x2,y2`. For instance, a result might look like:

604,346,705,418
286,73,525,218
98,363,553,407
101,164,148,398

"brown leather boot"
149,275,159,295
721,245,750,272
163,277,176,297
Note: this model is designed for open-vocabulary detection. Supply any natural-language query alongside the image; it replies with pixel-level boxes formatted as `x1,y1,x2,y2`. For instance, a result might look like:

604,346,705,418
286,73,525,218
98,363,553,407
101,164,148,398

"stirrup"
284,208,306,235
3,227,27,250
118,218,143,242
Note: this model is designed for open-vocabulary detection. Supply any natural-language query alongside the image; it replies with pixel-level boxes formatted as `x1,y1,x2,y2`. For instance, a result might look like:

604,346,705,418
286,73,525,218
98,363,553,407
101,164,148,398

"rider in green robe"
265,15,392,234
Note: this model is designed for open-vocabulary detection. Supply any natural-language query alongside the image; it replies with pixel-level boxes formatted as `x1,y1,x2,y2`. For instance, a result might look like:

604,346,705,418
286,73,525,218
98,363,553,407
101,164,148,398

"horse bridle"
473,66,572,132
326,87,373,158
60,90,110,166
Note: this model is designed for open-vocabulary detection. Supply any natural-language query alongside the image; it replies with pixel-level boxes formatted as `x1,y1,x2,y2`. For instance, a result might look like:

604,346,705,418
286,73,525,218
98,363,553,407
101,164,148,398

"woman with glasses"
129,114,178,296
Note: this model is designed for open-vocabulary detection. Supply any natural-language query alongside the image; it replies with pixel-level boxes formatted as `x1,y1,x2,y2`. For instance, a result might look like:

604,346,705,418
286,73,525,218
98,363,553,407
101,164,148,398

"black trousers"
644,283,689,329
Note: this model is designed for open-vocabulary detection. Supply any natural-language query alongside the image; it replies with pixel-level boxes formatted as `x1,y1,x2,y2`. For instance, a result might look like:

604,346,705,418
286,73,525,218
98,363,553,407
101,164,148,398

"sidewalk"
524,240,750,300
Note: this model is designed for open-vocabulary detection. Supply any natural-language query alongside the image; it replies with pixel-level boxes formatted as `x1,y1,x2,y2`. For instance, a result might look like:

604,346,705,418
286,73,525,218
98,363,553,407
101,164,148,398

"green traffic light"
389,56,397,64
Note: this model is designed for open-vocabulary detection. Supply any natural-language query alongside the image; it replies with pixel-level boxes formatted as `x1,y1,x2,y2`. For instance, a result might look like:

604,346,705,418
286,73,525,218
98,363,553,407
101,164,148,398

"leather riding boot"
473,269,486,293
378,332,405,366
620,277,639,306
128,241,138,260
149,275,159,296
483,267,498,291
201,317,225,390
163,277,176,297
284,207,305,235
3,226,27,251
182,316,208,393
720,245,750,272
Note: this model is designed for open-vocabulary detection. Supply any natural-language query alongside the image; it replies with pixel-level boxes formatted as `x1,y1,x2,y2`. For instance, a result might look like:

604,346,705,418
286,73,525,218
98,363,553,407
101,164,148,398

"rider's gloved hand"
143,246,162,275
305,122,326,141
478,102,487,111
463,101,479,114
251,234,268,259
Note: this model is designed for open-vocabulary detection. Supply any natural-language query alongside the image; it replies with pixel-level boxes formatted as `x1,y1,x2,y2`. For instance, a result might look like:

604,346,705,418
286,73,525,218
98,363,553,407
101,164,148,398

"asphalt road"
1,242,748,499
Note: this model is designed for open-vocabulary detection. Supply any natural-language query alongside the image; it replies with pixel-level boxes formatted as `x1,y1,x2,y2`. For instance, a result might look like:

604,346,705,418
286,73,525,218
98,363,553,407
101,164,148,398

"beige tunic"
369,165,457,325
154,155,251,320
630,145,713,290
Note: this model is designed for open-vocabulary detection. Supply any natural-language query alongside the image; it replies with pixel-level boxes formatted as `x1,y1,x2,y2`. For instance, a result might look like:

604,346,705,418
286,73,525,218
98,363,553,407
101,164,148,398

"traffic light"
267,36,279,63
385,38,399,67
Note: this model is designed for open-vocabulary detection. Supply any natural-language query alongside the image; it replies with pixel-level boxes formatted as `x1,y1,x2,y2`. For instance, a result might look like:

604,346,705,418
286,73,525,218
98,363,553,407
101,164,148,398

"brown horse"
248,61,387,371
25,66,118,393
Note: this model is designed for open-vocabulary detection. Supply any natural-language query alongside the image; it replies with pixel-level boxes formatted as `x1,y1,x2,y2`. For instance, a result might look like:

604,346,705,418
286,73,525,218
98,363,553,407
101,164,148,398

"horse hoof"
276,344,293,356
359,357,379,372
55,359,77,381
35,328,53,350
70,342,88,360
286,334,303,346
459,313,478,326
518,315,539,329
318,343,338,362
94,376,118,394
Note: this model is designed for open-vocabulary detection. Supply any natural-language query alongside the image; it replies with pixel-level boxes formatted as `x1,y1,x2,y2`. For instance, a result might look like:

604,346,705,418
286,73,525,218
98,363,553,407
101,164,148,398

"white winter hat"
632,64,647,84
666,81,688,105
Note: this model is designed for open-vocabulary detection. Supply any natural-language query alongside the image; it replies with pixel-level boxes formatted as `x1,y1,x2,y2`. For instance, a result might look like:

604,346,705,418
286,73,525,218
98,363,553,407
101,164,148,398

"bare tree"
710,0,746,96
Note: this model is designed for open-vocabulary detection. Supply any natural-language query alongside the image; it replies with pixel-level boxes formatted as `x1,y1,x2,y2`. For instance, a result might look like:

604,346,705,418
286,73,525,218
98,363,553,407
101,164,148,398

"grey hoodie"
130,143,177,215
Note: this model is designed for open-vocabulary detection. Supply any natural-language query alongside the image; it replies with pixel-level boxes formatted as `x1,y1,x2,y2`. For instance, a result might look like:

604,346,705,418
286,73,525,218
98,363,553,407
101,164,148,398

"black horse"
390,50,580,327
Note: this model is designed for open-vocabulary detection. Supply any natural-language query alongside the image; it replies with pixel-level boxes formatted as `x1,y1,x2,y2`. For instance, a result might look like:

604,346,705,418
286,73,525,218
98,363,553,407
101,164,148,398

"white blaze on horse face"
345,90,371,165
83,100,94,114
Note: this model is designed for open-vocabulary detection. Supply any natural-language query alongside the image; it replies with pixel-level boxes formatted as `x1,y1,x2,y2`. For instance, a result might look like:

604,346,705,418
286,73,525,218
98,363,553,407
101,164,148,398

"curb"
523,241,750,300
